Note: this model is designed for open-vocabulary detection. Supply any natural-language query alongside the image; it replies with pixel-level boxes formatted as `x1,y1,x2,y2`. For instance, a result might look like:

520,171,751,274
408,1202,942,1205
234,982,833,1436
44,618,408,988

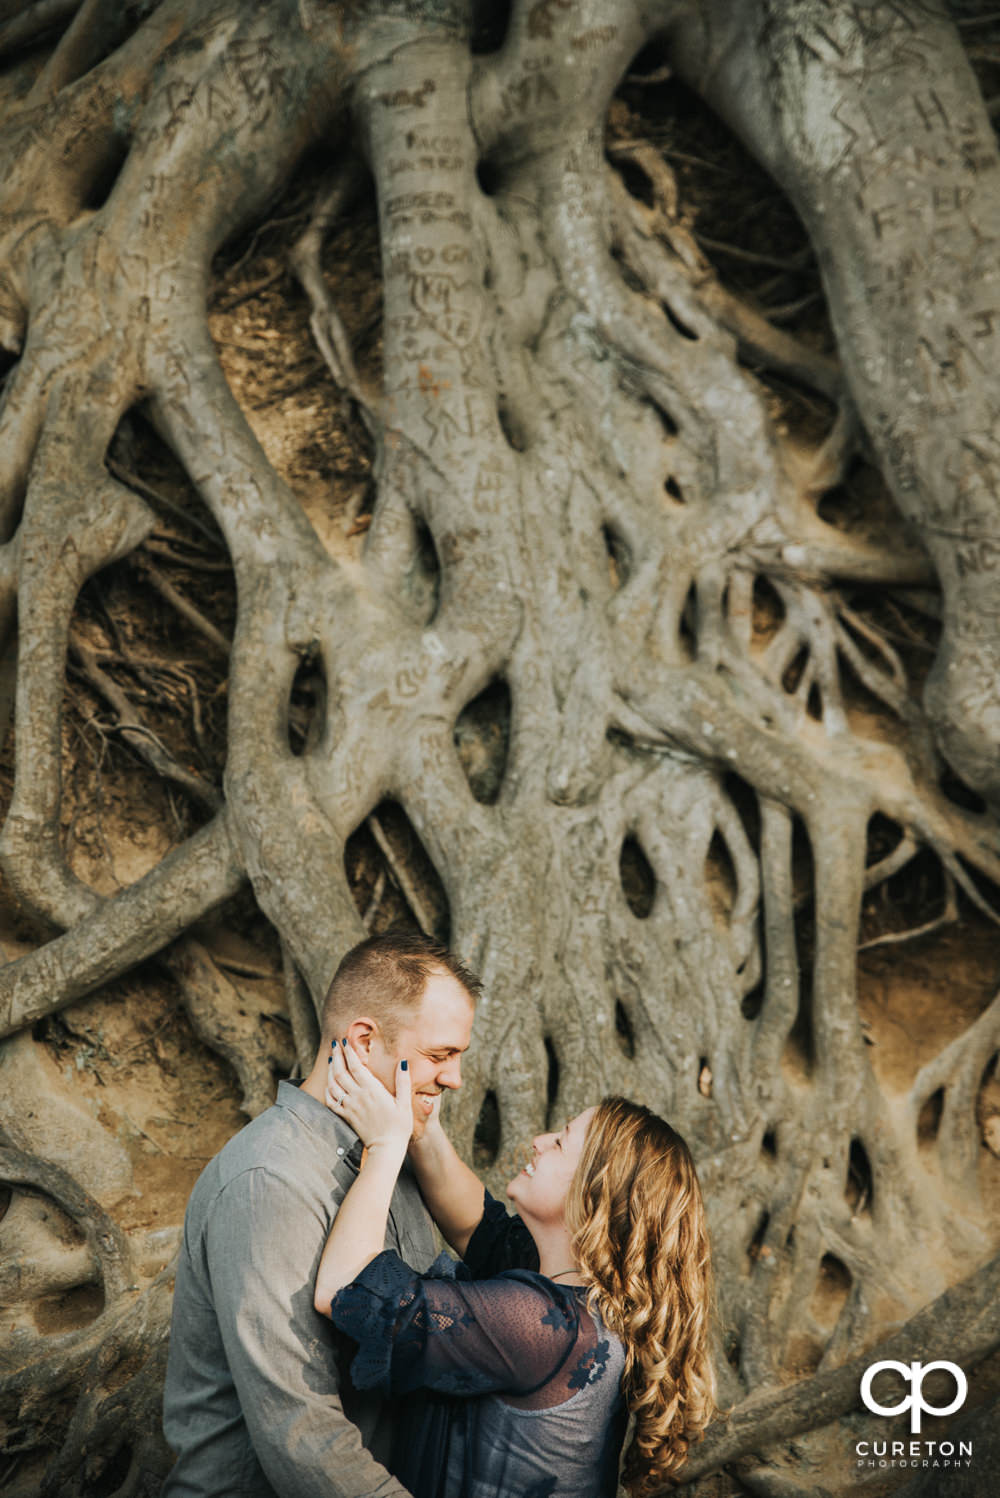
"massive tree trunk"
0,2,998,1494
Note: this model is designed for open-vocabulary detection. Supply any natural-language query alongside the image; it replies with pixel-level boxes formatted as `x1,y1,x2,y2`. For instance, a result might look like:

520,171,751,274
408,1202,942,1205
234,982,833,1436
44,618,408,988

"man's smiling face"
365,968,474,1137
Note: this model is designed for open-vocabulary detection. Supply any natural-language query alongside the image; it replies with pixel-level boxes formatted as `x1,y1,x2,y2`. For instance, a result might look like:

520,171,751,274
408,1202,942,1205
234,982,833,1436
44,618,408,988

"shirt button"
337,1147,345,1156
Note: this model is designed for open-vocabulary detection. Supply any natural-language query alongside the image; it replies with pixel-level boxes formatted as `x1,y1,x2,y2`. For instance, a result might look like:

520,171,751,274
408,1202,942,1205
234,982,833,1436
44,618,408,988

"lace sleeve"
328,1251,578,1400
463,1189,540,1277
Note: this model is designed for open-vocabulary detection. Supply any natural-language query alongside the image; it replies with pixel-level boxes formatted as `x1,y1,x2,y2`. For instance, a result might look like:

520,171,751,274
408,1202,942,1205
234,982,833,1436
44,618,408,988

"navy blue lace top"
328,1191,627,1498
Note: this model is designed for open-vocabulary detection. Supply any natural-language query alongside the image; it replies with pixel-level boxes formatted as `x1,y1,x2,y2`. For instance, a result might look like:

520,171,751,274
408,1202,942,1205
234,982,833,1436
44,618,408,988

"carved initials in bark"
0,2,998,1495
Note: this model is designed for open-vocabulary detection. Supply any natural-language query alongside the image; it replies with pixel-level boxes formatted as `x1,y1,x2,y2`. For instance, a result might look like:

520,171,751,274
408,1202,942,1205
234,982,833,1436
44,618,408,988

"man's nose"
437,1055,463,1089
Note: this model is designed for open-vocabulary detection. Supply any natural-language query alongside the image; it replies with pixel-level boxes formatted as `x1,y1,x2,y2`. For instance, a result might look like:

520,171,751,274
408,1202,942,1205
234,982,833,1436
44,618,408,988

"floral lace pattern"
328,1192,627,1498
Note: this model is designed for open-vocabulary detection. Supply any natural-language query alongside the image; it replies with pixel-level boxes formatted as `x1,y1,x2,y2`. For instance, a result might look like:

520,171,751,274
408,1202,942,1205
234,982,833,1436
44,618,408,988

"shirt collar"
275,1078,364,1170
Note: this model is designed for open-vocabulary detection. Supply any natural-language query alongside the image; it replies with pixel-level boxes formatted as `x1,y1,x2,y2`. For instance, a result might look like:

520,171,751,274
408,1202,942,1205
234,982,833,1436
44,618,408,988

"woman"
316,1040,715,1498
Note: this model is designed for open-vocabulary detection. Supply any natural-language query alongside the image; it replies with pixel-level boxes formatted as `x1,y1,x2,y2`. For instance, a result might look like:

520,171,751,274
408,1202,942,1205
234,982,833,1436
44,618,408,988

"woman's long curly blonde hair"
565,1097,715,1493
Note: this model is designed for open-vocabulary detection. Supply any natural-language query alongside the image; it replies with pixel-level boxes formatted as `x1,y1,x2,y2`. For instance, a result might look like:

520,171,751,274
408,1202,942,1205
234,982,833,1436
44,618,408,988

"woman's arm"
406,1113,485,1258
314,1045,412,1314
328,1259,582,1400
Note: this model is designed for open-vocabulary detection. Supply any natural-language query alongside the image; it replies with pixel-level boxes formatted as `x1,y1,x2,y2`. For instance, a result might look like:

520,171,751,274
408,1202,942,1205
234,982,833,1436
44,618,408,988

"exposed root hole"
791,812,815,929
918,1086,945,1148
620,834,655,919
454,677,510,805
544,1036,560,1121
741,981,764,1020
706,828,737,920
662,299,699,341
978,1052,999,1110
846,1137,873,1213
108,410,227,548
476,156,503,197
664,474,685,504
679,579,697,659
785,1331,824,1376
977,1054,1000,1150
761,1128,777,1158
782,988,815,1082
473,1088,500,1167
471,0,511,53
752,575,785,644
610,240,646,293
865,812,904,866
617,156,655,206
782,645,809,694
868,846,946,940
816,483,849,527
784,813,817,1079
647,396,678,438
745,1207,770,1272
602,523,631,590
806,682,822,720
724,770,761,851
954,853,1000,918
287,649,326,758
405,515,441,622
811,1252,852,1328
344,799,450,942
497,398,528,451
626,39,670,77
939,764,986,816
83,136,131,211
614,999,636,1059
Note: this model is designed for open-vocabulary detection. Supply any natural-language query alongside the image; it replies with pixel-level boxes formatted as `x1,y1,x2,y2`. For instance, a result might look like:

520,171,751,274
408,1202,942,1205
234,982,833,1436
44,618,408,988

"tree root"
35,1267,176,1498
0,814,244,1040
129,556,231,659
0,1144,132,1314
161,938,290,1117
281,939,319,1073
1,0,999,1484
289,156,379,428
670,1247,1000,1489
0,0,80,62
909,986,1000,1195
24,0,130,104
70,635,222,813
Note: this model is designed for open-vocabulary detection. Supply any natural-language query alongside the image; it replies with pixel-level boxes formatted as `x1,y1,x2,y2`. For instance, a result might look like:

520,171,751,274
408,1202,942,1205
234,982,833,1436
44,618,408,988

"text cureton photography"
855,1438,973,1472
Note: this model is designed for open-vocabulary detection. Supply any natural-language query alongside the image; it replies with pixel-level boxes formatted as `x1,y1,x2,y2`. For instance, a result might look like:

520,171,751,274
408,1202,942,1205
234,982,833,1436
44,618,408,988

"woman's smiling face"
506,1106,597,1224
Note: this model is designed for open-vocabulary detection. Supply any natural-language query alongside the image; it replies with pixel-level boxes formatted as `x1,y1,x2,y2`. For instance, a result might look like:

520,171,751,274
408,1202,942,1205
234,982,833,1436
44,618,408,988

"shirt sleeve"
328,1251,578,1399
206,1168,411,1498
463,1189,540,1277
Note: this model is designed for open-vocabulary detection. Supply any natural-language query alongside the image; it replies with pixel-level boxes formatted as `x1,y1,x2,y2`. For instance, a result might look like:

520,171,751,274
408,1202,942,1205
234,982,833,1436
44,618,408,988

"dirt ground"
1,25,999,1498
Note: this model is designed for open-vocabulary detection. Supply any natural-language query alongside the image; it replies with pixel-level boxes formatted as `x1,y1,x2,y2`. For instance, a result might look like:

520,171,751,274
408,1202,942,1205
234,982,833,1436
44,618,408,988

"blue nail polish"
400,1059,408,1071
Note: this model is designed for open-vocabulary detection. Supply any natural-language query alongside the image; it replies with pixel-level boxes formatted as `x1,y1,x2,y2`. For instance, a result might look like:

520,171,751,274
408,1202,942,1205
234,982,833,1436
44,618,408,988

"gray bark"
0,2,998,1494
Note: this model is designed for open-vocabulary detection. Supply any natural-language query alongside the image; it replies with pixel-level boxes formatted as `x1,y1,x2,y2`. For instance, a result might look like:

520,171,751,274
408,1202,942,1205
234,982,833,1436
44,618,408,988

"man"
162,927,480,1498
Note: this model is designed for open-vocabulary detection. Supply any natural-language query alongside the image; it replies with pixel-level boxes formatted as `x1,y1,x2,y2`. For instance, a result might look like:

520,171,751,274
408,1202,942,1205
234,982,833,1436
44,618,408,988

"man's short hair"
321,926,482,1044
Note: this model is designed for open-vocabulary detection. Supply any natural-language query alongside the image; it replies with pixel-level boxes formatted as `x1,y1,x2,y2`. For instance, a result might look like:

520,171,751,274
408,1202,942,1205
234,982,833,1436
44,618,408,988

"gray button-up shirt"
162,1080,437,1498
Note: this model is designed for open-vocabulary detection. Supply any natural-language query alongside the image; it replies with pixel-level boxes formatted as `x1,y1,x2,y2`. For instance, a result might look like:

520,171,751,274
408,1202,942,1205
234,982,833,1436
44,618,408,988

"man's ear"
347,1017,377,1056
